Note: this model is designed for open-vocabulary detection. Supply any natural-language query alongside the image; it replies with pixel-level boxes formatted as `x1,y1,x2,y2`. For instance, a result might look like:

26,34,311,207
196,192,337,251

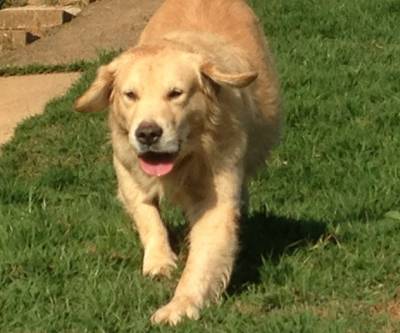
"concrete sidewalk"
0,72,80,145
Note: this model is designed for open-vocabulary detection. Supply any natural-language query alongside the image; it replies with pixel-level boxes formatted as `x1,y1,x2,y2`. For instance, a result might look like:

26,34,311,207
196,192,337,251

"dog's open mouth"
138,152,177,177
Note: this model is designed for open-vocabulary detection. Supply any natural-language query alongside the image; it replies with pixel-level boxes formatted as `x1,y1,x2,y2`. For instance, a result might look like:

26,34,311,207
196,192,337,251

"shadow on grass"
228,211,327,294
164,207,328,294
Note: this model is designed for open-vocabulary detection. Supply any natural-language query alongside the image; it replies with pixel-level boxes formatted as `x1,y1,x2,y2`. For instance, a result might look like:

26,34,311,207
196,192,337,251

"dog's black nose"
135,122,163,146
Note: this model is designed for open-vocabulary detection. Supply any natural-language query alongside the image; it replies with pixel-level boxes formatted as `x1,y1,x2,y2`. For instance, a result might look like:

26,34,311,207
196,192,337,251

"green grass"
1,0,400,331
0,52,120,76
0,61,88,77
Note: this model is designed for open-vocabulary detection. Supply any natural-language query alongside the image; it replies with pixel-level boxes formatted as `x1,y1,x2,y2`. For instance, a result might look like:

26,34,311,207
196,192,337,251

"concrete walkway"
0,72,80,145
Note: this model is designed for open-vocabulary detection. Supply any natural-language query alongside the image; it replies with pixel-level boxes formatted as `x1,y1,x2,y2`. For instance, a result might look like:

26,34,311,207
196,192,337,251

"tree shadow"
228,210,328,294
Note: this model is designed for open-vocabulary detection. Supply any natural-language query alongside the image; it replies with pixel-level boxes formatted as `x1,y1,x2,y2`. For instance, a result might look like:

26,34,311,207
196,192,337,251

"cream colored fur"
75,0,281,325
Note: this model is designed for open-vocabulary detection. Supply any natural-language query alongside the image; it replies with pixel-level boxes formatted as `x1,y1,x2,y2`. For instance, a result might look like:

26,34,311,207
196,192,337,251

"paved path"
0,72,80,145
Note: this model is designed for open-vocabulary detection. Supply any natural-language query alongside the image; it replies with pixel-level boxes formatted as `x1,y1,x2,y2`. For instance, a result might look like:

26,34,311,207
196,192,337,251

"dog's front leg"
151,172,241,325
114,158,177,278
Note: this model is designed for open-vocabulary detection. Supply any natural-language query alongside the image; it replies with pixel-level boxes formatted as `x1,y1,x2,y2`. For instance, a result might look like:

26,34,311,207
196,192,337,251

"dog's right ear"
74,60,119,113
200,62,258,89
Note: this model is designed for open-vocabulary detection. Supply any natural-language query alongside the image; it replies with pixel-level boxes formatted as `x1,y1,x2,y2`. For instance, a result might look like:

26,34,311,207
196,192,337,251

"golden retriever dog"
75,0,281,325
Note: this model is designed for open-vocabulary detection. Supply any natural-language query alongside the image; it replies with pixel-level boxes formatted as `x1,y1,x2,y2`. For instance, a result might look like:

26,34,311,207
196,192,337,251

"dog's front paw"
142,245,177,278
151,297,200,325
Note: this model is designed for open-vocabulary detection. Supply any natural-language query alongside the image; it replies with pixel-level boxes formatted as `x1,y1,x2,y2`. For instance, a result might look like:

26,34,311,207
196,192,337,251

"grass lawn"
1,0,400,331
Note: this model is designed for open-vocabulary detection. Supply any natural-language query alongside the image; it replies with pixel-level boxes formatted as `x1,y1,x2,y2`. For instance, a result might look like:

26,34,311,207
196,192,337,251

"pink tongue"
139,158,174,177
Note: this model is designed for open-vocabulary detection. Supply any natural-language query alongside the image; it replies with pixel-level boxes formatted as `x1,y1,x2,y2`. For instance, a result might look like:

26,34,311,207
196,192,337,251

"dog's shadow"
167,208,328,293
228,211,327,294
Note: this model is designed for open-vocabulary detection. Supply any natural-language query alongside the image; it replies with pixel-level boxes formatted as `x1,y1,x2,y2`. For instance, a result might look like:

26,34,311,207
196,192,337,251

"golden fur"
75,0,281,325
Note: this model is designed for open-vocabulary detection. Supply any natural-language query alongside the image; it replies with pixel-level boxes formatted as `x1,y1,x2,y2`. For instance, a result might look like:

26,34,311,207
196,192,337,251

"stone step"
0,6,74,31
0,30,39,51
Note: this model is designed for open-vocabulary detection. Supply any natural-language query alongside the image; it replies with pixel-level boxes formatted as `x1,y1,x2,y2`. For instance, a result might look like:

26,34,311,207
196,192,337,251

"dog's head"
75,46,257,177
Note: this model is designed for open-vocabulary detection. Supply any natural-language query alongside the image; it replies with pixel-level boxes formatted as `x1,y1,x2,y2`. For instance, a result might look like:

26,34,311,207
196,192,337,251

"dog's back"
140,0,271,78
141,0,262,53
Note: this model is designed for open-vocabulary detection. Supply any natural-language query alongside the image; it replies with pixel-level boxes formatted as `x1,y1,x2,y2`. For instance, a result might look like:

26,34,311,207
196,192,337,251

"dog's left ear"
74,55,123,113
200,62,258,89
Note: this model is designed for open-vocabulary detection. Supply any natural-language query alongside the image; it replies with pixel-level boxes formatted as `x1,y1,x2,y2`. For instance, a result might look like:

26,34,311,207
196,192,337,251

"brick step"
0,30,39,51
0,6,74,31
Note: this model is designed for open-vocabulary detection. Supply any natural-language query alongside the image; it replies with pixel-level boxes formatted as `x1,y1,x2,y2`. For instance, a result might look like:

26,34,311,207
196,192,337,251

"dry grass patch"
372,290,400,322
2,0,96,8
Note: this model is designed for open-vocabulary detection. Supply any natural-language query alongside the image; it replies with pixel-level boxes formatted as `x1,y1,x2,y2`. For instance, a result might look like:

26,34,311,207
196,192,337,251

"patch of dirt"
373,299,400,322
372,290,400,325
0,0,162,66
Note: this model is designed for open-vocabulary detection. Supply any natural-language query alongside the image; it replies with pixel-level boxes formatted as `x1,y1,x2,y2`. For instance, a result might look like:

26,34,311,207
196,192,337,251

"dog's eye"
124,91,138,101
167,88,184,100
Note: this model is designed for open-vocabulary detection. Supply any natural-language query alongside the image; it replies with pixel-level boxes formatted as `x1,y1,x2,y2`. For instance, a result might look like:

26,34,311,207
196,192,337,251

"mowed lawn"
1,0,400,332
